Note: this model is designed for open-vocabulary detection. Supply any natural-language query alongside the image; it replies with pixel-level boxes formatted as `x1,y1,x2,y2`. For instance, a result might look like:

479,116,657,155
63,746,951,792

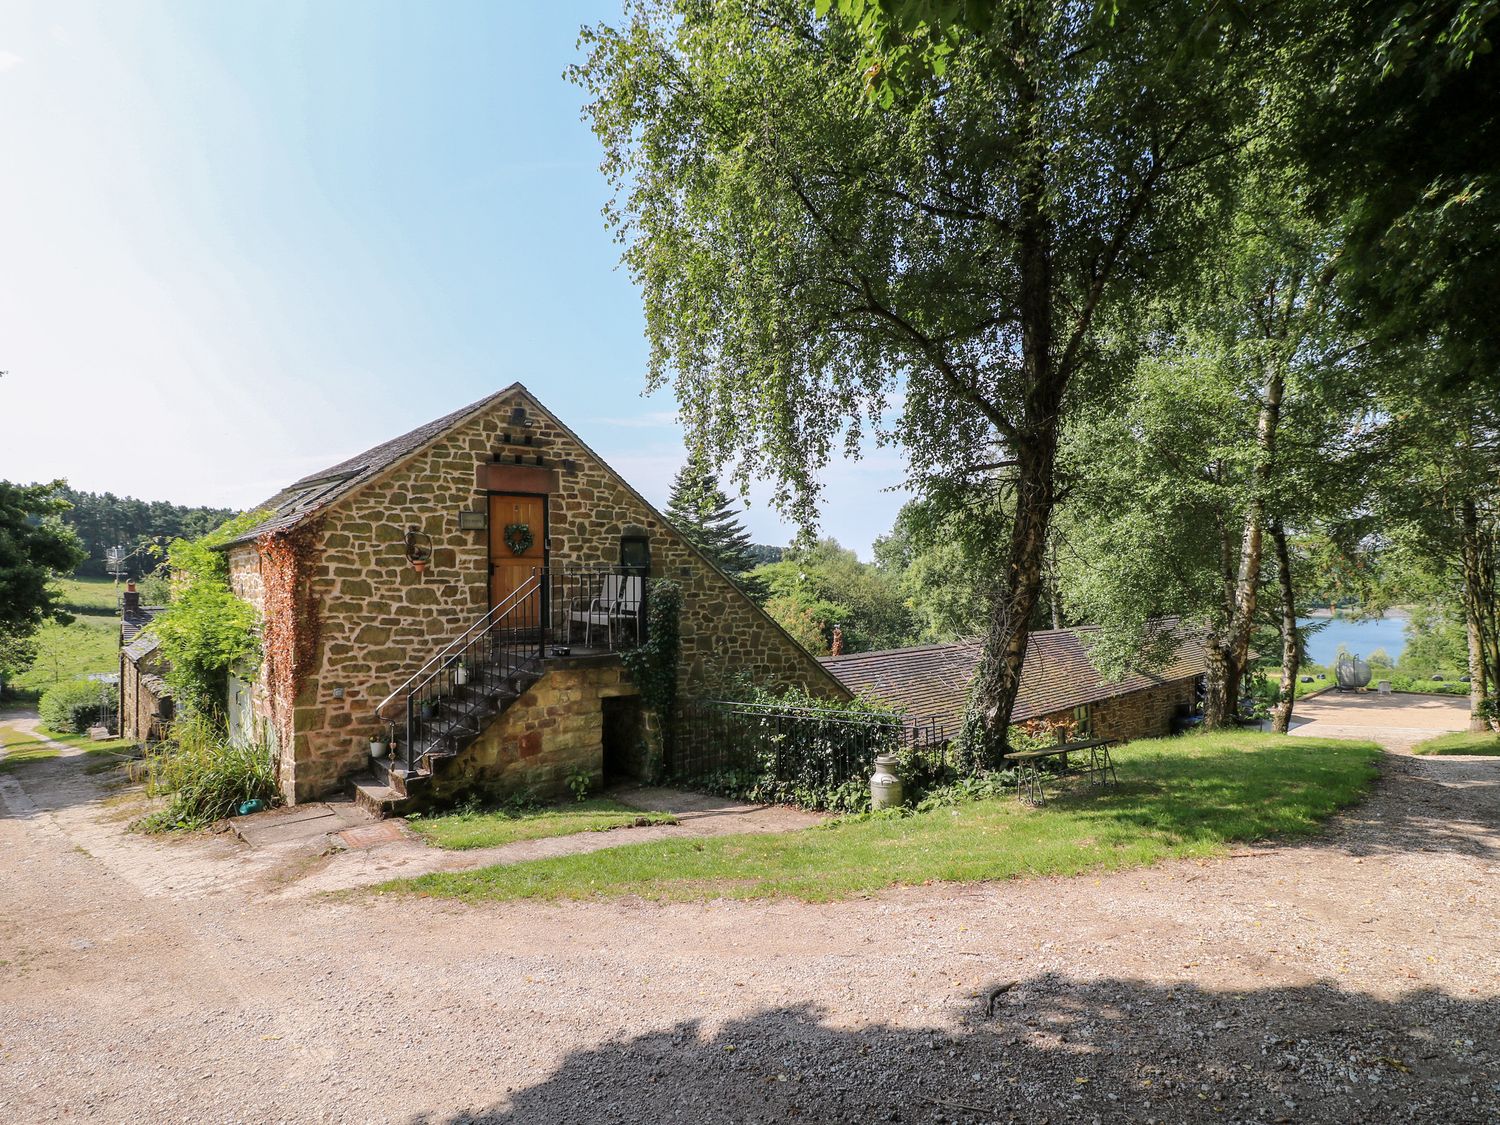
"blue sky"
0,1,906,555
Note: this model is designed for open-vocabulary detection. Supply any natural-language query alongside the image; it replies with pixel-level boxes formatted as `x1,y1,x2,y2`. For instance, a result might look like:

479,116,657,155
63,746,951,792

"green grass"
52,576,124,614
1254,670,1333,701
383,732,1381,904
0,725,61,771
6,578,122,701
1411,729,1500,756
0,723,137,772
410,798,679,850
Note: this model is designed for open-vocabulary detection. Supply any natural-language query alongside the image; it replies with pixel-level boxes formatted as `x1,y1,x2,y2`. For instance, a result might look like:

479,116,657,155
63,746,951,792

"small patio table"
1002,737,1119,806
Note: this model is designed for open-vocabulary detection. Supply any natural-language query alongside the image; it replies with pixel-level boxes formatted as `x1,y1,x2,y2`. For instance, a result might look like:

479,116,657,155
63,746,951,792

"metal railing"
373,564,651,778
547,562,648,654
672,698,953,805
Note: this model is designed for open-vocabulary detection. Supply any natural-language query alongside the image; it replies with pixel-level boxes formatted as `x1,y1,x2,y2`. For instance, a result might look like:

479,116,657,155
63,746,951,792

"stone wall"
261,384,846,803
1088,677,1197,743
226,544,297,796
120,649,171,743
430,660,638,804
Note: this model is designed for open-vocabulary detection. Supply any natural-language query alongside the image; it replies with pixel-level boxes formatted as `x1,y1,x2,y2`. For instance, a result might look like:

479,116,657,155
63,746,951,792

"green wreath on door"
503,523,534,555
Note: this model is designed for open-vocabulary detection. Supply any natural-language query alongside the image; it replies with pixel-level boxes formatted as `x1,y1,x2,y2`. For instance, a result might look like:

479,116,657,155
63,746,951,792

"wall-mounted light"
458,509,487,531
404,528,433,574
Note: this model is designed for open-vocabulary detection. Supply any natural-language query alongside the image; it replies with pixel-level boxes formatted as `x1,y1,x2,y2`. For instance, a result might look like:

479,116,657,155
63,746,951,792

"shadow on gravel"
421,974,1498,1125
1324,753,1500,861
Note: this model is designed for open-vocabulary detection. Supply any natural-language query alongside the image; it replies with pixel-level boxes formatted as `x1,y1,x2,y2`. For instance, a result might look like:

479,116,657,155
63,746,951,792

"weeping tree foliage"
572,0,1267,762
1295,0,1500,392
1059,180,1367,730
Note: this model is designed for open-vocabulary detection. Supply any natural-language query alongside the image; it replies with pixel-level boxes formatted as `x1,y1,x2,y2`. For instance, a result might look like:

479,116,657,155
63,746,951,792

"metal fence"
671,698,953,805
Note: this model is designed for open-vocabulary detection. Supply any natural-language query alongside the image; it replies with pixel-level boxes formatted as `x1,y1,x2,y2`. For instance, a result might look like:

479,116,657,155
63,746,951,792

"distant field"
5,577,122,701
54,576,124,614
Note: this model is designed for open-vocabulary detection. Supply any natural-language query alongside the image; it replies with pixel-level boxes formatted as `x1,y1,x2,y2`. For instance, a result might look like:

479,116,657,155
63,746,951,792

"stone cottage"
119,583,173,743
219,384,847,810
820,623,1207,744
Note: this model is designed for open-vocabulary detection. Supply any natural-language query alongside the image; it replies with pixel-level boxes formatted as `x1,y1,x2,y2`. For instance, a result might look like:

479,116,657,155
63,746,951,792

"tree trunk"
1270,520,1299,734
959,56,1061,769
1225,362,1286,690
1203,641,1235,727
964,438,1058,765
1460,499,1494,730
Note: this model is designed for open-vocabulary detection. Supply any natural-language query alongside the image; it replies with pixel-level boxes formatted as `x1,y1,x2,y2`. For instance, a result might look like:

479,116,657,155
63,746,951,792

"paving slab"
228,800,373,848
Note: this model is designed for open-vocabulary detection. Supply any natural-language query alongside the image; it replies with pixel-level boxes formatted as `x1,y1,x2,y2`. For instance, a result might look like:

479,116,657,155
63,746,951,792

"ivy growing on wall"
619,577,681,779
258,521,324,760
149,510,270,721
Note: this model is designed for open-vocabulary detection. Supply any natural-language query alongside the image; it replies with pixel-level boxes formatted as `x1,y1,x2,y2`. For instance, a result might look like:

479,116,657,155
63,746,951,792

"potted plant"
371,721,399,760
452,658,470,688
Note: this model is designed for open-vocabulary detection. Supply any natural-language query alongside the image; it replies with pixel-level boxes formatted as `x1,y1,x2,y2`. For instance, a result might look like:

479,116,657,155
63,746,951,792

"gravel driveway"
1,714,1496,1123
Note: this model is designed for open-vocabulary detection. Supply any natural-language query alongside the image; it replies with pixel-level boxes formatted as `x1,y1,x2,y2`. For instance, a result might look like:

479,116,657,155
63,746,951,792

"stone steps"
352,660,543,817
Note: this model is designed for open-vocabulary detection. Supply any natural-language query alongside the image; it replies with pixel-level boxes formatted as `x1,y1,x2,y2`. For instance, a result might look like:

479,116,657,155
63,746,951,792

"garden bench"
1002,737,1118,806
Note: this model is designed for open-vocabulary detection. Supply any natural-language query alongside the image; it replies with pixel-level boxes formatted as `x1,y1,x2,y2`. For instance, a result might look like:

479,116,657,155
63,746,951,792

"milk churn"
870,753,904,810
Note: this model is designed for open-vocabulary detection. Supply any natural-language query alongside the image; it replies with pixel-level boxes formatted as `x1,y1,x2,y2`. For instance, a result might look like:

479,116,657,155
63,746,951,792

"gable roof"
214,381,852,698
820,622,1206,731
221,386,521,546
121,604,165,648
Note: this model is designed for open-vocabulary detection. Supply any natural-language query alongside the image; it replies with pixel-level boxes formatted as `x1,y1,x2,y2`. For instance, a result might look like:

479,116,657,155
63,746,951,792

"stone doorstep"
229,800,374,849
335,821,408,849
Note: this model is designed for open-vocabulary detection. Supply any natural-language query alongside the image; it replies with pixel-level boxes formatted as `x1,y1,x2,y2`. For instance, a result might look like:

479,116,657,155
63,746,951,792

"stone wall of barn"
119,649,171,744
226,544,298,797
426,660,638,805
1087,676,1198,743
268,386,845,803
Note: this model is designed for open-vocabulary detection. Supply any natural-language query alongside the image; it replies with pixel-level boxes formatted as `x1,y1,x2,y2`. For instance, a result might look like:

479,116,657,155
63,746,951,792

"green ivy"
147,510,269,721
679,686,905,813
619,577,682,780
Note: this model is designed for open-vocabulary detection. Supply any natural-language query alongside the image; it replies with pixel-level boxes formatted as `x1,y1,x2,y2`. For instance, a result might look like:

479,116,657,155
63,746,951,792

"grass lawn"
384,731,1381,904
409,798,679,850
6,577,122,702
1253,670,1332,701
0,723,137,773
1411,729,1500,756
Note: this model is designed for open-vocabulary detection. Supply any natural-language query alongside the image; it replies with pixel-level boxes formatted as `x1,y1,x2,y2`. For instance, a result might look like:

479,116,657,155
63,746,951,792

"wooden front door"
488,493,546,610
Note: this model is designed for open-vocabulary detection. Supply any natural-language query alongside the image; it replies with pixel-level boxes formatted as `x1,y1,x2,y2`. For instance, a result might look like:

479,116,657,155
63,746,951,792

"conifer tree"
664,465,764,595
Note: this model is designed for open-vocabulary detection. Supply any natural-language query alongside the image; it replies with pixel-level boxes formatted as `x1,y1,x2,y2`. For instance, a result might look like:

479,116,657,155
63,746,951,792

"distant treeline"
746,543,783,566
52,486,237,578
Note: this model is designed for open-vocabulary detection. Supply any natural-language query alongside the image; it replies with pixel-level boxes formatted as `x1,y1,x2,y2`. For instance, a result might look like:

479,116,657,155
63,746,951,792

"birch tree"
573,0,1266,761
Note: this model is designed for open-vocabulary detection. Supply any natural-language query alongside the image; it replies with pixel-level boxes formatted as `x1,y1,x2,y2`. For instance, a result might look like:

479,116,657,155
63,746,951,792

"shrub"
676,686,905,813
134,715,278,832
39,679,116,733
1379,675,1469,697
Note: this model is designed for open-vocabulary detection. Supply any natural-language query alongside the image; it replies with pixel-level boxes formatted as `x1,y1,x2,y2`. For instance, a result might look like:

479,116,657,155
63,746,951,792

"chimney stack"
830,625,844,657
123,582,140,613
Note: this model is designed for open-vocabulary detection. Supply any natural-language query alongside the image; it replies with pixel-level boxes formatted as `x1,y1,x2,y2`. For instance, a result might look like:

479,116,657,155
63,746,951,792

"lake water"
1297,614,1408,667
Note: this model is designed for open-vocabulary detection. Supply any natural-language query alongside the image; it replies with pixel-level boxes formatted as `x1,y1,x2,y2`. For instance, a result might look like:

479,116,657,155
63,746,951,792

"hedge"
39,679,117,734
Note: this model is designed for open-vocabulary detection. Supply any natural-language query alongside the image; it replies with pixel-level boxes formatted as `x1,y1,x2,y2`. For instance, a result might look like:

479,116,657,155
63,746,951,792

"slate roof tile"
820,622,1207,731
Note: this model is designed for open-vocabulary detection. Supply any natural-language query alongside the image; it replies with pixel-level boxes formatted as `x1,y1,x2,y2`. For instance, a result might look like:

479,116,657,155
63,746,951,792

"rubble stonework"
1088,677,1197,742
226,385,846,804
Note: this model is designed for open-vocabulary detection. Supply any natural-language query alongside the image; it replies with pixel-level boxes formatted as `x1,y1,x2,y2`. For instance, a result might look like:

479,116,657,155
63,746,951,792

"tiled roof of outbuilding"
220,386,521,546
121,605,165,648
820,622,1207,731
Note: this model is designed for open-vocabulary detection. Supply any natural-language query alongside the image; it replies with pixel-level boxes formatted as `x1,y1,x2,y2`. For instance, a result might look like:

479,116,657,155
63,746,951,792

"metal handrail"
374,573,543,721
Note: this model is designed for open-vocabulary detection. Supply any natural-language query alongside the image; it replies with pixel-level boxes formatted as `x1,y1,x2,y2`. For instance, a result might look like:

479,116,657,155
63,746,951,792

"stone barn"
218,384,847,810
119,583,174,743
820,624,1207,745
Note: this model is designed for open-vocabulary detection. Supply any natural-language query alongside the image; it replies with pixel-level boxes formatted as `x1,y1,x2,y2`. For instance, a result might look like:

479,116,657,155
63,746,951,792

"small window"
620,534,650,575
1071,704,1091,738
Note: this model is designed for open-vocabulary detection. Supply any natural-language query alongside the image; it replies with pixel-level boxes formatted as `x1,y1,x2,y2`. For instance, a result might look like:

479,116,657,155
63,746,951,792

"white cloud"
0,51,24,73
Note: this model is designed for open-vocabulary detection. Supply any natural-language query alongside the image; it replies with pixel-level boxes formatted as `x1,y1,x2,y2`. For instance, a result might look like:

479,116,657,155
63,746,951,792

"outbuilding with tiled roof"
820,622,1207,744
